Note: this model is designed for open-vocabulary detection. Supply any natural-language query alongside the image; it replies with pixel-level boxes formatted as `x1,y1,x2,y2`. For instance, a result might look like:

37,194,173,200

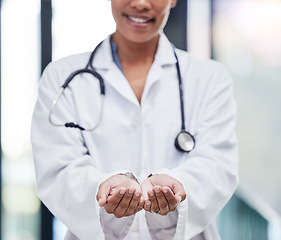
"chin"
126,32,160,44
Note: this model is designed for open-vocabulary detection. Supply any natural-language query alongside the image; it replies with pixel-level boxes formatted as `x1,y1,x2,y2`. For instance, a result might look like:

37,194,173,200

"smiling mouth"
124,14,154,24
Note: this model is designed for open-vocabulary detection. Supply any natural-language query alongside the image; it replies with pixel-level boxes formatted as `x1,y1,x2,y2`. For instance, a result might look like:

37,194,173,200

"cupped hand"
141,174,186,216
96,174,144,218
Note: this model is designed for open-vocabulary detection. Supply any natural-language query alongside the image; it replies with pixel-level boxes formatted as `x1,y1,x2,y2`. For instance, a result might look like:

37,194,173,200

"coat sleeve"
156,62,239,239
31,62,133,240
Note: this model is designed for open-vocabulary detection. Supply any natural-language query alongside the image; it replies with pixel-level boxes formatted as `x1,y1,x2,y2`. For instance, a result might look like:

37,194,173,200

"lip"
123,13,155,28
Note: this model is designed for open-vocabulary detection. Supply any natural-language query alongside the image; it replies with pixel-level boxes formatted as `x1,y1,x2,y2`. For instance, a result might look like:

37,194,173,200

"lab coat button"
133,117,141,127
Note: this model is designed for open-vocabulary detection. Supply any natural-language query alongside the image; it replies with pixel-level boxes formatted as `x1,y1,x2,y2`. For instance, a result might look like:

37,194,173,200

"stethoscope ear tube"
49,85,105,131
49,87,65,127
49,50,106,131
62,69,105,95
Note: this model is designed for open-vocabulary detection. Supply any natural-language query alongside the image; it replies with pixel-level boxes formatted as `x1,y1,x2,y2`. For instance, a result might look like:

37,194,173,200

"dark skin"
113,32,157,103
96,174,186,218
141,174,185,215
96,0,186,218
97,175,144,218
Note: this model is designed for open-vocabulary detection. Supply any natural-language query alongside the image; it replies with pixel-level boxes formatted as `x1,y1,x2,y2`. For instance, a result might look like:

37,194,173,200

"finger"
135,197,145,214
124,190,141,216
163,186,178,211
148,190,159,213
98,197,107,208
96,181,111,207
172,182,186,203
114,188,135,217
104,188,126,214
176,195,183,203
154,186,169,215
141,180,153,212
144,199,151,212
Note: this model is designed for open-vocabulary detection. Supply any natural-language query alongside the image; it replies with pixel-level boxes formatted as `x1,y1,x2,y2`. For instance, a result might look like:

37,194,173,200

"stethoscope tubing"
48,44,106,131
49,86,105,131
174,50,186,131
48,40,196,152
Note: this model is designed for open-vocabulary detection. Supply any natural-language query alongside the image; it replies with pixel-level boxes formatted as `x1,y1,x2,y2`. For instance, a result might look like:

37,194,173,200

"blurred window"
1,0,41,239
188,0,211,59
52,0,115,61
212,0,281,237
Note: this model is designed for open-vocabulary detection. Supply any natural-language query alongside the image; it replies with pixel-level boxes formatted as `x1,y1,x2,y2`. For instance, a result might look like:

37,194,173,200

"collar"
91,32,177,70
154,32,177,66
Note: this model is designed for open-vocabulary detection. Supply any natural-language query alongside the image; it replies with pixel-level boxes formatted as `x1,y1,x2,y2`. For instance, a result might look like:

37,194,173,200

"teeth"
129,16,149,23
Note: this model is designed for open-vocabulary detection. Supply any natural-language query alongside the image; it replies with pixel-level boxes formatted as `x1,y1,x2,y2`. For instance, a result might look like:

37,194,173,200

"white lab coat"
31,33,239,240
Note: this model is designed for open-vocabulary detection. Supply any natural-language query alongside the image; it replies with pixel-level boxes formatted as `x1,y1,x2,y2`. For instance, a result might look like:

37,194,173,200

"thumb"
96,181,111,207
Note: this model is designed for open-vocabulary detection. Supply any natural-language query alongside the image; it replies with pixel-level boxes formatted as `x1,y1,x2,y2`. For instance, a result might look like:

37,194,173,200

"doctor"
31,0,239,239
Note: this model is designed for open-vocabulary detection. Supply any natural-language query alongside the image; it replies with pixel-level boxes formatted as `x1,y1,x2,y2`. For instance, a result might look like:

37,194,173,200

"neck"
111,32,160,64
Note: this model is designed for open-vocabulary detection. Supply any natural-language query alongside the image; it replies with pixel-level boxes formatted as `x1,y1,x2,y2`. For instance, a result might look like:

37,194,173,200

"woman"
31,0,239,239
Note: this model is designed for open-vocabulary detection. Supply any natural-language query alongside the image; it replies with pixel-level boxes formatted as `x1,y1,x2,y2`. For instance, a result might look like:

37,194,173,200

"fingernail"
163,188,168,193
128,189,134,194
149,192,154,197
146,200,151,206
120,189,125,194
155,188,160,193
135,192,140,197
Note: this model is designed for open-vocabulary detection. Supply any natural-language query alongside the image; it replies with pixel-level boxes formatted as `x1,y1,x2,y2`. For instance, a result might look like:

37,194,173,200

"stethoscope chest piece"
175,130,195,152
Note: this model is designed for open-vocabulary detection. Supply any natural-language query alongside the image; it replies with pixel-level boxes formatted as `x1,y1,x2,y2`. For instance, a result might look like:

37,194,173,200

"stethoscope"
49,41,195,152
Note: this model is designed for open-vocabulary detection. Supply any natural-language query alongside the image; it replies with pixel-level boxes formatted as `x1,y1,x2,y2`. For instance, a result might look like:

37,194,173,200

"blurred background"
1,0,281,239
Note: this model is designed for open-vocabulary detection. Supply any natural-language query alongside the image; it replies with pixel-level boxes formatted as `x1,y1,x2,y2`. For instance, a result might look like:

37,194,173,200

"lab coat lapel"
104,65,140,106
142,33,177,101
141,62,163,102
92,37,140,106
